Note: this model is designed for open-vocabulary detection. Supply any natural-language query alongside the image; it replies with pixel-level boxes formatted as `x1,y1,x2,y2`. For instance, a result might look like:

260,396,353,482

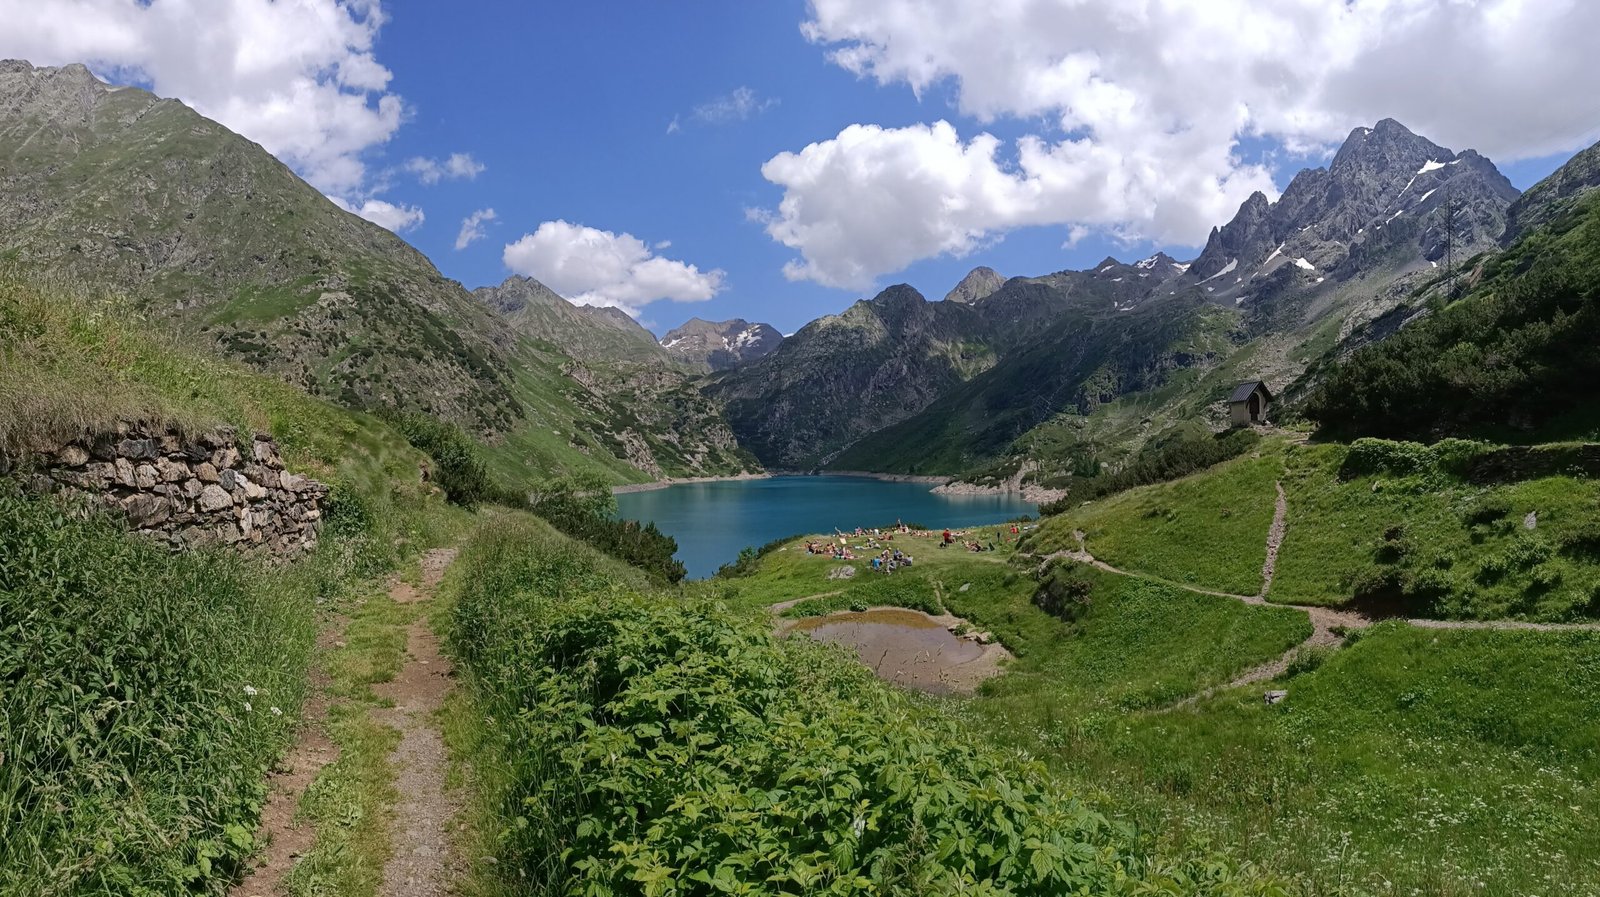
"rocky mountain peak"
660,317,783,372
1188,119,1519,296
943,266,1006,304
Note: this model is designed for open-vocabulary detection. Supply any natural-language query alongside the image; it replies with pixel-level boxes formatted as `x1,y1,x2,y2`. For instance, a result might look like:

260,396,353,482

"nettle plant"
450,520,1284,896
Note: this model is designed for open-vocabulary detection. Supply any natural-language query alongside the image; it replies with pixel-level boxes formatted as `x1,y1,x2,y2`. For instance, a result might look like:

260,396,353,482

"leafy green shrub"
382,411,505,507
1033,565,1095,623
1285,645,1334,677
529,474,686,583
447,518,1281,896
0,489,315,895
1339,438,1487,481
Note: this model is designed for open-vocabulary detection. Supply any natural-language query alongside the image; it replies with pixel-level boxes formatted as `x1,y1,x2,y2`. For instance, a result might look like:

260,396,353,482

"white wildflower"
270,706,283,717
243,685,258,696
243,702,252,712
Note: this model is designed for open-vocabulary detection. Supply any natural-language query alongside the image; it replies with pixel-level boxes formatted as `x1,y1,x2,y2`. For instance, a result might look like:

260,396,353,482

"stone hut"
1229,381,1273,428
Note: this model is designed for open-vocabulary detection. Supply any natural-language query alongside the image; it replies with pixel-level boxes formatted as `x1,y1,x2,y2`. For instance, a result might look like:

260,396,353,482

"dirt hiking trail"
230,627,344,897
232,547,462,897
1049,479,1600,706
373,548,463,897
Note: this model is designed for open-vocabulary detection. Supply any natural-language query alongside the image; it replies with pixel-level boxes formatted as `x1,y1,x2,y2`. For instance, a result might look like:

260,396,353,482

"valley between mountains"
8,51,1600,897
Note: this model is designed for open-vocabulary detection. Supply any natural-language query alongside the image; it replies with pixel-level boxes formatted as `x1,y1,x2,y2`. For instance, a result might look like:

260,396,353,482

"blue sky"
3,0,1593,336
366,0,1579,334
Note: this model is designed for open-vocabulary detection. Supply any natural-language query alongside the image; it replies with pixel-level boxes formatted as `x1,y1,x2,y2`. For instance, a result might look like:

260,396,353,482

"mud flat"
785,607,1011,694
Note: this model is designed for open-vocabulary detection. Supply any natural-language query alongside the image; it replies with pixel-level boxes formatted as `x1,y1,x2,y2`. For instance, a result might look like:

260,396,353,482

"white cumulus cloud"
0,0,406,196
502,221,725,316
332,196,424,233
455,208,497,250
406,152,486,185
763,0,1600,288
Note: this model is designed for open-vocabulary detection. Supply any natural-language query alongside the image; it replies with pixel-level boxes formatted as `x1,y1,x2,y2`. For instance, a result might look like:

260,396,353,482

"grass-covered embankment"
442,515,1282,895
1,273,469,894
0,489,314,894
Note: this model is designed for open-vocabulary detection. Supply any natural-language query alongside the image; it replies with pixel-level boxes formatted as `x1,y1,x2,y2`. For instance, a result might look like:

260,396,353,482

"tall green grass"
443,515,1284,896
0,489,316,895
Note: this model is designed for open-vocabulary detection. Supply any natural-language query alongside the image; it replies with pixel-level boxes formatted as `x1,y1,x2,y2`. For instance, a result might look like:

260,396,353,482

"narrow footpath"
1051,478,1600,705
232,548,463,897
373,548,463,897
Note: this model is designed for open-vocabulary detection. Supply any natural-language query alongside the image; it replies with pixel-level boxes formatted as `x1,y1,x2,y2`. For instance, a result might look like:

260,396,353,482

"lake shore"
820,470,952,485
932,480,1065,504
612,471,772,495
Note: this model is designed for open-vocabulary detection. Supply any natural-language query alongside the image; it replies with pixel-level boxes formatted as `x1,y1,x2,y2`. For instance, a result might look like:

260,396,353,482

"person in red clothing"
941,528,953,546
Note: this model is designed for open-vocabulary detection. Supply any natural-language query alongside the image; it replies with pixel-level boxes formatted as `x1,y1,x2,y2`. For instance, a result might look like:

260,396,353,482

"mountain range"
710,116,1549,487
6,57,1599,497
660,318,784,371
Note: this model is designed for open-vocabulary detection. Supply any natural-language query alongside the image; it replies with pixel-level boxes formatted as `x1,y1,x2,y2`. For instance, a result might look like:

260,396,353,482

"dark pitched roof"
1230,380,1272,403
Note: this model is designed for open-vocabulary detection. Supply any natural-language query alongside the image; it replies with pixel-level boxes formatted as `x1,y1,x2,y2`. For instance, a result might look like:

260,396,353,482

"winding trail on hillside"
373,548,464,897
1050,479,1600,705
230,621,347,897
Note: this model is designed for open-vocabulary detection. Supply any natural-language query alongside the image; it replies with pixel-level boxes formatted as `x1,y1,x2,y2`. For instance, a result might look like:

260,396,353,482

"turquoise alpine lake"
616,475,1036,579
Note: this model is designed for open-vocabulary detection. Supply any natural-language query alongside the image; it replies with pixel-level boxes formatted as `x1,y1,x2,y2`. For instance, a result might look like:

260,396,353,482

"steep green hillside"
1306,188,1600,443
0,61,751,487
0,274,466,896
831,296,1240,475
0,60,521,433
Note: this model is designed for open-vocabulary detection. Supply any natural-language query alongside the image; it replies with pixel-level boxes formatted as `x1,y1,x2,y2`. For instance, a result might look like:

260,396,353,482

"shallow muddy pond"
788,608,1006,695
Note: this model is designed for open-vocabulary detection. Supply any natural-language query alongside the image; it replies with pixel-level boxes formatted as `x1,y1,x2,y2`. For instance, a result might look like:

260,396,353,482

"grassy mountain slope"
0,60,522,433
0,60,755,487
724,530,1600,895
1305,188,1600,443
0,273,467,895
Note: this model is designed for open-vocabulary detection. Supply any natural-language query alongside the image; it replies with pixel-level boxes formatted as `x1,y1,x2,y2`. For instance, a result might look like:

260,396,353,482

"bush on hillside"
446,517,1282,896
1306,191,1600,441
0,489,315,895
529,473,686,583
1033,564,1096,622
1040,428,1260,515
381,411,507,507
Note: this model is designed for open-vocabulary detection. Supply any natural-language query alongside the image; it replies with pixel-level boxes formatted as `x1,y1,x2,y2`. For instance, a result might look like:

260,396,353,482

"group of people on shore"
801,520,1029,571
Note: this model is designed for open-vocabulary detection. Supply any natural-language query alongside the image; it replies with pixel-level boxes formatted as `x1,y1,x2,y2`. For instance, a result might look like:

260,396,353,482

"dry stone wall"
5,423,328,558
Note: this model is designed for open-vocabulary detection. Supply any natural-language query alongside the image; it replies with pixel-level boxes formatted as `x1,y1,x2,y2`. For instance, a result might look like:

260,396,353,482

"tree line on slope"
1305,192,1600,442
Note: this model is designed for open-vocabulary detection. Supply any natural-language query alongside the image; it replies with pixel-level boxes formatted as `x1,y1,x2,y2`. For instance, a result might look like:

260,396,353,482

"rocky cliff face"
659,318,784,371
709,285,995,468
1503,136,1600,242
1188,119,1518,303
6,423,327,557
